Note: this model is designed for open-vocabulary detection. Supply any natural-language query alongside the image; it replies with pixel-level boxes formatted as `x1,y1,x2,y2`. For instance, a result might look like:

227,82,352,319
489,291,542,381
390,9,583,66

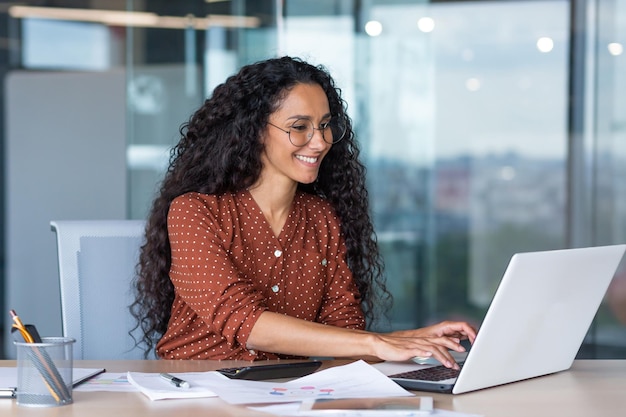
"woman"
131,56,475,367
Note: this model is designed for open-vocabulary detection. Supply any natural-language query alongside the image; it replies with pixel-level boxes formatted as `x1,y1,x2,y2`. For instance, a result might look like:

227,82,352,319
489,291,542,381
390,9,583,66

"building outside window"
1,0,625,358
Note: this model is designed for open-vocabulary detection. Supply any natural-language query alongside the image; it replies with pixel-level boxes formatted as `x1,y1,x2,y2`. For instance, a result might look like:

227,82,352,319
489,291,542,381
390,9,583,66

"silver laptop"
389,244,626,394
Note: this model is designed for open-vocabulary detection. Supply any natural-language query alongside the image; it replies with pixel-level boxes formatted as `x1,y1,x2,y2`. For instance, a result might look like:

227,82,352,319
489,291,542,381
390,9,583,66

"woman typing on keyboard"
130,56,476,369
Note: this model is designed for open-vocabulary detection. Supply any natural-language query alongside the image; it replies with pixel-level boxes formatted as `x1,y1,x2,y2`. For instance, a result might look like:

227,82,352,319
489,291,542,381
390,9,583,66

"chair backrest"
51,220,152,360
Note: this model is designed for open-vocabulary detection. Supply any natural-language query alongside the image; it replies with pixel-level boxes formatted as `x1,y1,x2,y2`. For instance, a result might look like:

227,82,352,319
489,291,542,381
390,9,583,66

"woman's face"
261,83,333,186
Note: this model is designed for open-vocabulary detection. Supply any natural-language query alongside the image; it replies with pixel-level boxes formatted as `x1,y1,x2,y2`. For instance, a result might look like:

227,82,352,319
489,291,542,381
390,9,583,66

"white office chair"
51,220,153,360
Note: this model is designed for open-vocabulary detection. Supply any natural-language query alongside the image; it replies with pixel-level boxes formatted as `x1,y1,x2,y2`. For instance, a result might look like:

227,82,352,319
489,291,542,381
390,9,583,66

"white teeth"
296,155,317,163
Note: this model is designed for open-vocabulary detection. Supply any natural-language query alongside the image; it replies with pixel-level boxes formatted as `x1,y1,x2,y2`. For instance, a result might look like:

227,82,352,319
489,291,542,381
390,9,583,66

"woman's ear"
259,127,269,145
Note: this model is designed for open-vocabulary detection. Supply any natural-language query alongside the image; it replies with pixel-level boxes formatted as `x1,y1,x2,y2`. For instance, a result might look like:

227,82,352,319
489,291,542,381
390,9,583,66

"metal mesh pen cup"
14,337,76,407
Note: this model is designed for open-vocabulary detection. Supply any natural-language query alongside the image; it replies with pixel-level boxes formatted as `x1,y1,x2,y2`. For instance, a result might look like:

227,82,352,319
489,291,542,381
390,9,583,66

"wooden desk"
1,359,624,416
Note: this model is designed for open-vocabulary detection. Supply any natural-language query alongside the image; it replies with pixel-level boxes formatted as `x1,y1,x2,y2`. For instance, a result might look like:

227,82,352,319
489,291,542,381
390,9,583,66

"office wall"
4,71,127,357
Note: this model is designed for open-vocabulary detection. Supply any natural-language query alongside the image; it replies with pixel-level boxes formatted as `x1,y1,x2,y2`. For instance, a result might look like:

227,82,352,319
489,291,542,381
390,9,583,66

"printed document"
127,360,411,403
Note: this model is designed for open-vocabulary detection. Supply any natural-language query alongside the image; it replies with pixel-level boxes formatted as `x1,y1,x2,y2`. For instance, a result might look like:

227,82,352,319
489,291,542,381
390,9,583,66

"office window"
124,0,626,356
2,0,626,358
21,19,113,70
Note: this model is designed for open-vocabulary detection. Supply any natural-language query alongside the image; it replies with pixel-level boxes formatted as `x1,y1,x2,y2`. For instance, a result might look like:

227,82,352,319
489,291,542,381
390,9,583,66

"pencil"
9,310,34,343
9,310,72,404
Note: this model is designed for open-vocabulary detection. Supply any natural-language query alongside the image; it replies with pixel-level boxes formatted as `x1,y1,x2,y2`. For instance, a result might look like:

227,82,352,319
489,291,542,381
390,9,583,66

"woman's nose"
307,127,328,149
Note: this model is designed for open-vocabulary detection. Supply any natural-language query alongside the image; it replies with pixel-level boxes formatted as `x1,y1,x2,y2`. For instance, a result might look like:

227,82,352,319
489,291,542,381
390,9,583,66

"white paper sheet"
208,360,413,405
127,372,218,400
251,402,484,417
127,360,412,403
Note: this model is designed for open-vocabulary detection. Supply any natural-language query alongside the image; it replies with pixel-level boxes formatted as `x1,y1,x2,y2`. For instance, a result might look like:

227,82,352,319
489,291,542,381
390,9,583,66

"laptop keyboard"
390,362,464,382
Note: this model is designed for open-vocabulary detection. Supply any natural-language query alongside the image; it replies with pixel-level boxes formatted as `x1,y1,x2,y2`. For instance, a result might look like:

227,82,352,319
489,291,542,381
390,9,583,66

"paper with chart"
73,372,138,392
207,360,413,405
251,402,484,417
126,360,412,403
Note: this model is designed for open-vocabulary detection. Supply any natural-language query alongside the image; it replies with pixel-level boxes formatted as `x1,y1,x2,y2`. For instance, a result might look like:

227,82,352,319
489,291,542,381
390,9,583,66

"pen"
0,388,16,399
159,373,190,389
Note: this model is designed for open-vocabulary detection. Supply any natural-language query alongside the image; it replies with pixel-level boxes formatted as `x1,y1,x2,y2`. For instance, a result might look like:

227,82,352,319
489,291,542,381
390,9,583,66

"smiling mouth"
295,155,318,164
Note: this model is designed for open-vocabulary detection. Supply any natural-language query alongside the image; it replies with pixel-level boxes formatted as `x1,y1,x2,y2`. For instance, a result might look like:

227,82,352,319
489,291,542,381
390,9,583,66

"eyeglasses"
267,117,347,147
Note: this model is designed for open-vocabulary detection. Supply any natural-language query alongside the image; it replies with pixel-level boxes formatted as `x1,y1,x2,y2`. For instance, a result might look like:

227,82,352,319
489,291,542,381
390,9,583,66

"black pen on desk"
159,373,190,389
0,388,16,399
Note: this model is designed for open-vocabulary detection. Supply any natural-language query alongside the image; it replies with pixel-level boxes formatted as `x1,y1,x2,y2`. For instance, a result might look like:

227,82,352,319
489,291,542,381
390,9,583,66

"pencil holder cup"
14,337,76,407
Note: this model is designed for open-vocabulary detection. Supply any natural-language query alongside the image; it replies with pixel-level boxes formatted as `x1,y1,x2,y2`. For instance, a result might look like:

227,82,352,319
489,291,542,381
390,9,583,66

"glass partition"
2,0,626,358
592,0,626,356
124,0,626,356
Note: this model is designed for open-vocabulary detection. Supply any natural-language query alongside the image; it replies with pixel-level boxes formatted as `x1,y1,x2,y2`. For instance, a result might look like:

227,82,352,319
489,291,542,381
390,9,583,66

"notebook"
388,244,626,394
0,367,105,398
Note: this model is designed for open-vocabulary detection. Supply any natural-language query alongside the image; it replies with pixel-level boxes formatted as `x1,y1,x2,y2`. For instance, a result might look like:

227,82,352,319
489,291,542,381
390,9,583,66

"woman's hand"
247,313,476,367
369,321,477,369
392,321,477,342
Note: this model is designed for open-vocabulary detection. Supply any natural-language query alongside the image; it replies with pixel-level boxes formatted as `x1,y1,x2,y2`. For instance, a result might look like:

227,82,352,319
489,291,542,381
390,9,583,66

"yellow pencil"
9,310,63,403
9,310,35,343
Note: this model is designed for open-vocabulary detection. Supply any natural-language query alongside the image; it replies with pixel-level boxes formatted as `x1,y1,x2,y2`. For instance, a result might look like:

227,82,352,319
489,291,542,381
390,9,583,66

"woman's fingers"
421,321,478,343
371,320,478,367
374,333,467,368
390,321,477,344
423,338,465,369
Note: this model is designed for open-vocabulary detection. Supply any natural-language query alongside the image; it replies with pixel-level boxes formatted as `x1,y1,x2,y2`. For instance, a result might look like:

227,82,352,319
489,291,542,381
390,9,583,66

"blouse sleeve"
167,194,268,352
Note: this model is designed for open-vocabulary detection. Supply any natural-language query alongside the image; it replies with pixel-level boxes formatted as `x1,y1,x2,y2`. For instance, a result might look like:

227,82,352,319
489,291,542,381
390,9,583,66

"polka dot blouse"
156,190,365,360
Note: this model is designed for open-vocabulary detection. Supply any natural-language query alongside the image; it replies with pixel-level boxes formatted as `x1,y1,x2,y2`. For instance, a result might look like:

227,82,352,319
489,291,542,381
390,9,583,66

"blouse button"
321,258,328,266
274,249,282,258
271,285,279,293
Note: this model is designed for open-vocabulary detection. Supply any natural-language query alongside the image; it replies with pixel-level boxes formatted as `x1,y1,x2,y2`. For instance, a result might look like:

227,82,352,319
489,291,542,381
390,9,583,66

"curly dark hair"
130,56,391,357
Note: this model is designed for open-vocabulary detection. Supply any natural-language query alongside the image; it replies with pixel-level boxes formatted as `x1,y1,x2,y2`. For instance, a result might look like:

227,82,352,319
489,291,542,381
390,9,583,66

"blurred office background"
1,0,625,358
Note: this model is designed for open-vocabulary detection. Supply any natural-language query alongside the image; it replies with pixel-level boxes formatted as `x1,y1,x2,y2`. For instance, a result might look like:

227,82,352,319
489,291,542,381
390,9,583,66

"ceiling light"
8,6,260,29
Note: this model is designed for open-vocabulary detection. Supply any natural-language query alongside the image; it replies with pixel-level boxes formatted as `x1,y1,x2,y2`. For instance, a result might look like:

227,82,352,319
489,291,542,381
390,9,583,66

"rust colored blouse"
156,190,365,360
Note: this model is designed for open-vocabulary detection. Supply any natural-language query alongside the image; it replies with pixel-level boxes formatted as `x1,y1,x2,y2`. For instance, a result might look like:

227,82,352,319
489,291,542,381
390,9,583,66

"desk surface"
1,359,625,416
